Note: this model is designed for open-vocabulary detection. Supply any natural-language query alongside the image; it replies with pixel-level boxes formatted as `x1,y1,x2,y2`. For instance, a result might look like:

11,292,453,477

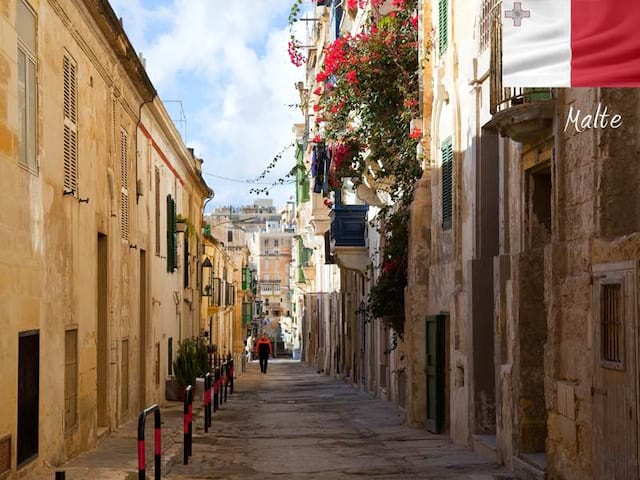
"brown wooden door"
592,263,638,479
17,331,39,466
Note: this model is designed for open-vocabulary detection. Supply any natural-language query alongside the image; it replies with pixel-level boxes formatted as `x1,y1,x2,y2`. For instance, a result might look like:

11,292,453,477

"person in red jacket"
255,332,273,374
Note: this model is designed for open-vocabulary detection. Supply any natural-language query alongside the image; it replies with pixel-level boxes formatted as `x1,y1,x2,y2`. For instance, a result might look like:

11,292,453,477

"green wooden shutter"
166,195,177,272
438,0,448,55
441,138,453,230
295,144,310,204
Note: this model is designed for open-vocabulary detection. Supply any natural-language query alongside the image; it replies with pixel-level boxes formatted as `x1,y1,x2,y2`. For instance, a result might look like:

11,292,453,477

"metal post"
137,404,161,480
183,385,192,465
204,372,212,431
229,358,234,395
223,361,228,403
213,367,219,412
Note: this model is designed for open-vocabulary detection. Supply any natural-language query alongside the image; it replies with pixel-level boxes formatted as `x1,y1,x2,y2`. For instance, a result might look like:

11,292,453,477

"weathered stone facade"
0,0,210,476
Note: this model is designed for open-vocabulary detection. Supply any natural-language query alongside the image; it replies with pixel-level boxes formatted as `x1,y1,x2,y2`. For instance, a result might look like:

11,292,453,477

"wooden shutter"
63,55,78,194
155,168,160,255
166,195,176,272
441,137,453,230
438,0,448,55
120,129,129,240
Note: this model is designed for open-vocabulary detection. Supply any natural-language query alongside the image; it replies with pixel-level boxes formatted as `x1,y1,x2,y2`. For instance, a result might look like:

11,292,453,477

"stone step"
513,453,546,480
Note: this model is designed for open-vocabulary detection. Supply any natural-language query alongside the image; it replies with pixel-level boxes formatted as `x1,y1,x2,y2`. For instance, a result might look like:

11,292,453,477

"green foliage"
172,337,209,387
367,208,409,336
310,0,428,335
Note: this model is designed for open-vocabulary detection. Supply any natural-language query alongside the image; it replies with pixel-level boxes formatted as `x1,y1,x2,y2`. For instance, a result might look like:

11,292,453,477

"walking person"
255,332,273,374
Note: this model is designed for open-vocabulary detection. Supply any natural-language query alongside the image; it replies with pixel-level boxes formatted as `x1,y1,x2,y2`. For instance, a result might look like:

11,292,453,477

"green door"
426,315,446,433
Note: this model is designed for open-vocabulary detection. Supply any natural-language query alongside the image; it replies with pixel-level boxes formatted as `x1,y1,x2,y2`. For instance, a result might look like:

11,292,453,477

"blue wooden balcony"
330,204,368,247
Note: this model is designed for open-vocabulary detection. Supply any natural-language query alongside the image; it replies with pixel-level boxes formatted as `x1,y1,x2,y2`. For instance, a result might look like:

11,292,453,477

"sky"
110,0,307,211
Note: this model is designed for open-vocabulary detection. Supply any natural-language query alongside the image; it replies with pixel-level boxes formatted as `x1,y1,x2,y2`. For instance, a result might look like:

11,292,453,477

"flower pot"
175,222,187,233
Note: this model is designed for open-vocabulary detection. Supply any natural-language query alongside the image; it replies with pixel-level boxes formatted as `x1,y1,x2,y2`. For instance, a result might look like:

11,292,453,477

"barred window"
601,282,624,369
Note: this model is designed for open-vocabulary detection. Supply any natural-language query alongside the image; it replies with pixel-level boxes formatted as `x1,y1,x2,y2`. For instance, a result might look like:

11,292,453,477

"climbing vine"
308,0,427,336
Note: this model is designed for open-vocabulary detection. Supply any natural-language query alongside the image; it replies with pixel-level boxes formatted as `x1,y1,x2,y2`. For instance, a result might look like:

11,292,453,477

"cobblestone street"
35,361,510,480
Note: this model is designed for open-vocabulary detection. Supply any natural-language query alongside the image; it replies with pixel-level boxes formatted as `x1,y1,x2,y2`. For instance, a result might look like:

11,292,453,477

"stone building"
400,1,640,479
200,233,249,366
291,0,406,404
0,0,210,476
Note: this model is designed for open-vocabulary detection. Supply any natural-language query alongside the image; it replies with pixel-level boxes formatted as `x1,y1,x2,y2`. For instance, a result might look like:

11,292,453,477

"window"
120,129,129,240
154,343,160,386
601,282,624,369
441,137,453,230
227,230,233,243
166,195,177,272
438,0,448,55
64,329,78,432
525,164,552,248
155,168,160,255
63,54,78,194
183,236,189,287
274,239,279,247
17,0,37,172
480,0,500,52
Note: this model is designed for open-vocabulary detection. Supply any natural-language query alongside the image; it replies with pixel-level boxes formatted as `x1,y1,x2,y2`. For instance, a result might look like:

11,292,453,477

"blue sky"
110,0,305,211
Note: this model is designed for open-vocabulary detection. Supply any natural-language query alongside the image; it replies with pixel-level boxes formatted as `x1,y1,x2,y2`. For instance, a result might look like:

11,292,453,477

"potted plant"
166,337,209,401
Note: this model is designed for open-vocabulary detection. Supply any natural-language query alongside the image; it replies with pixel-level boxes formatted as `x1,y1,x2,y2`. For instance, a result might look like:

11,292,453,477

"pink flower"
409,128,422,140
313,103,322,112
316,71,328,82
345,70,359,85
410,15,419,28
312,134,322,143
313,86,323,95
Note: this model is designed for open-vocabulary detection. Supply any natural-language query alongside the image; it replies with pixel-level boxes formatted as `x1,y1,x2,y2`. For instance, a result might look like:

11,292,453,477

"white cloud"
112,0,307,209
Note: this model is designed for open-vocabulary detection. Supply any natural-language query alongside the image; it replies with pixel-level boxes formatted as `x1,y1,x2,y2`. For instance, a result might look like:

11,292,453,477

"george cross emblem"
505,2,531,27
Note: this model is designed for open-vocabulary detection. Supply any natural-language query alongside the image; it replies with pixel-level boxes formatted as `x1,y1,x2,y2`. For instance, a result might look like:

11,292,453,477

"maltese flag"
502,0,640,87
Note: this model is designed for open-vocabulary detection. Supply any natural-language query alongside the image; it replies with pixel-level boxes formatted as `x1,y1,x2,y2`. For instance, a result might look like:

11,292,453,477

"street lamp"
201,257,213,301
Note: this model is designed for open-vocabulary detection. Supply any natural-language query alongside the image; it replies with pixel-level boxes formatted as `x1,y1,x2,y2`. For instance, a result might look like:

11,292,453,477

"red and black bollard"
138,404,161,480
213,366,220,412
183,385,193,465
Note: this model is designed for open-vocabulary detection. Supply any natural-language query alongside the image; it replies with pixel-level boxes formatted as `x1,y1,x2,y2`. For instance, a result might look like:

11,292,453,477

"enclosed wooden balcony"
330,203,369,273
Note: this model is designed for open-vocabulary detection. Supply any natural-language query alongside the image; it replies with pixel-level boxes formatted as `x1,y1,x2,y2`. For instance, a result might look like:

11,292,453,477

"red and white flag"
502,0,640,87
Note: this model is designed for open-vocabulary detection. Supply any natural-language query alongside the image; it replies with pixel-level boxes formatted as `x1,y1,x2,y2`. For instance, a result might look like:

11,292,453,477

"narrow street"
170,361,510,479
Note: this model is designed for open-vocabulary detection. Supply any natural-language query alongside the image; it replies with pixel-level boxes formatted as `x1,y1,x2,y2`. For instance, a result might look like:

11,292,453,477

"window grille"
601,282,624,369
